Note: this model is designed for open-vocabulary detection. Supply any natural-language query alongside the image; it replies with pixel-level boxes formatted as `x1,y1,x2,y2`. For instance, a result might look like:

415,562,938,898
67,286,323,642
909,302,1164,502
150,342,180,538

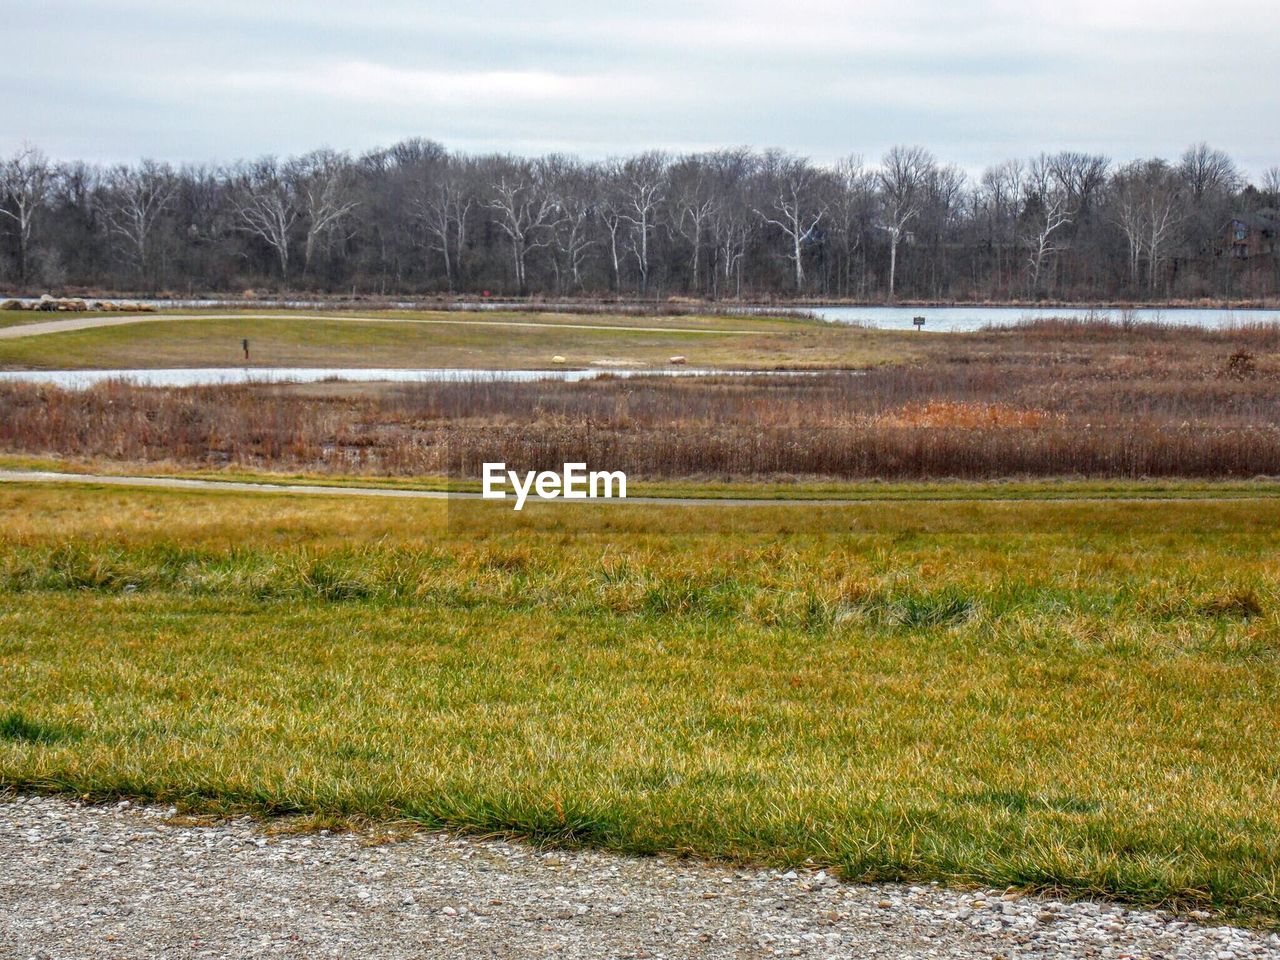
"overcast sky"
5,0,1278,176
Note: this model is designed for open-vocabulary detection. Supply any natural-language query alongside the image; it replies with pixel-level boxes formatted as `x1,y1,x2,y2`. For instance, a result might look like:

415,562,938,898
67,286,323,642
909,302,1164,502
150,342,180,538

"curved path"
0,469,1275,506
0,312,762,340
4,795,1274,960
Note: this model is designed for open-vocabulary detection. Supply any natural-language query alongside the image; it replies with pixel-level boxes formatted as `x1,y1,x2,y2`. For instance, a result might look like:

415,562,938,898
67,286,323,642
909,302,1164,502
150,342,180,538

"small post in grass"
242,338,250,360
912,315,926,330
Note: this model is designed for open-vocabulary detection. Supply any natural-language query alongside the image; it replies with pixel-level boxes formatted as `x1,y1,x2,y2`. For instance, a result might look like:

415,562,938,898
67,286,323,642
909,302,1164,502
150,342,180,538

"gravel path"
3,796,1277,959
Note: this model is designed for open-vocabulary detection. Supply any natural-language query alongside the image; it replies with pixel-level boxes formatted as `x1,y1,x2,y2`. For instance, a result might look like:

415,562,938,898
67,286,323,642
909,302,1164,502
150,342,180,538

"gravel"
3,795,1277,959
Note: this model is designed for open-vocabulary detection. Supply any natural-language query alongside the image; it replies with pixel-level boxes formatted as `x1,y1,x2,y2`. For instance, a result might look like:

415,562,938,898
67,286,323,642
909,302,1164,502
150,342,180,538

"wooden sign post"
912,316,926,330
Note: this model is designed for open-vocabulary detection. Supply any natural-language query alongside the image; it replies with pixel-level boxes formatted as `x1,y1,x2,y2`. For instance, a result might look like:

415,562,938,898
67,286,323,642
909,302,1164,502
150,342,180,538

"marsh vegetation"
4,319,1280,481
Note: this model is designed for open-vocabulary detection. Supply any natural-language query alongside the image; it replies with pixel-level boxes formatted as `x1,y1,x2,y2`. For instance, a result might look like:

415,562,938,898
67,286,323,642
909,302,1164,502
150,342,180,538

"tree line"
1,139,1277,301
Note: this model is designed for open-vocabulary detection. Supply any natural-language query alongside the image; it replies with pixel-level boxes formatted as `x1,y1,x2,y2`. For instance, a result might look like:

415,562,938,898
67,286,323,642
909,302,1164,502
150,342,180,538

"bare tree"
670,155,718,293
100,160,177,284
1179,142,1242,200
295,150,359,275
1177,143,1242,264
921,163,967,297
1111,160,1185,293
545,156,598,293
616,152,667,296
703,149,756,299
1144,172,1185,294
1021,187,1072,294
485,161,562,294
1262,167,1280,206
412,151,472,291
1049,152,1110,212
232,158,298,278
2,139,1272,301
877,146,934,299
1111,170,1146,291
359,138,443,292
714,212,751,299
597,195,626,293
979,159,1024,295
831,154,874,296
754,152,827,292
0,144,53,286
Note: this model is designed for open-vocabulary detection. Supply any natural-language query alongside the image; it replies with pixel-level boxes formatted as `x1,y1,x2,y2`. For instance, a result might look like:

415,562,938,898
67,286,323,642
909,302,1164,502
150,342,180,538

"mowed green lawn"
0,310,907,370
2,484,1279,921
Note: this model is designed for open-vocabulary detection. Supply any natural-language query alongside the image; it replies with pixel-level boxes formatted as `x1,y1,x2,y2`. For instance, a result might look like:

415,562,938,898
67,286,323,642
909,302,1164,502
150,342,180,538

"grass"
0,711,73,744
6,320,1280,480
0,309,908,370
3,482,1280,923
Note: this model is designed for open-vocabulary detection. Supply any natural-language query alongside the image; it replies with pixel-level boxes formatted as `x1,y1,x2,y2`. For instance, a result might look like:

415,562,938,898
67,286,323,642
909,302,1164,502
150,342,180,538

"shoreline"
6,293,1280,312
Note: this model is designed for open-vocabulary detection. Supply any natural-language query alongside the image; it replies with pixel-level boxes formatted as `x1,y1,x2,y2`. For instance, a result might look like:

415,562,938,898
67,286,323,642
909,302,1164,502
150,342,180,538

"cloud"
2,0,1277,173
218,61,661,107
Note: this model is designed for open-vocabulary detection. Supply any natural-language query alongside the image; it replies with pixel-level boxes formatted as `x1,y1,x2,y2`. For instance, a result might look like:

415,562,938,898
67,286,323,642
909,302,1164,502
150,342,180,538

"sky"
5,0,1279,177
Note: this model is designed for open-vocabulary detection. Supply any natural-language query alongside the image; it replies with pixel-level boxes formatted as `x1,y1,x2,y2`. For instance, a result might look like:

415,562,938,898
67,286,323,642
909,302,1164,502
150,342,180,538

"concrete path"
0,470,454,501
1,469,1277,507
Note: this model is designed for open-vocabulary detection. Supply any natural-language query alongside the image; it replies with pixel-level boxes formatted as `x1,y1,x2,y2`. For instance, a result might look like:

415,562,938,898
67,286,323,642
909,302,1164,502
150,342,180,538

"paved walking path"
0,312,761,340
1,469,1277,507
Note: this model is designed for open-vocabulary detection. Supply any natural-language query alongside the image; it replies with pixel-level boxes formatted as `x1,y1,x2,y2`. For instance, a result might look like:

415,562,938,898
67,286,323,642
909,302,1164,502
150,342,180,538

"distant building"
1225,211,1278,259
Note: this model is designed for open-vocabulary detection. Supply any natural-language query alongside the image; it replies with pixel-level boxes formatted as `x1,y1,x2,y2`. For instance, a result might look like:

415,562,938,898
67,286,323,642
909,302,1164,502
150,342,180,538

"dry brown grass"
4,320,1280,481
877,401,1065,429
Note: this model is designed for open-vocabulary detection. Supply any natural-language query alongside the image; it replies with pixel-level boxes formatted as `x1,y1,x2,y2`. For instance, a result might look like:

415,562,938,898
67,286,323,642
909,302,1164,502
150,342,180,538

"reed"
3,321,1278,480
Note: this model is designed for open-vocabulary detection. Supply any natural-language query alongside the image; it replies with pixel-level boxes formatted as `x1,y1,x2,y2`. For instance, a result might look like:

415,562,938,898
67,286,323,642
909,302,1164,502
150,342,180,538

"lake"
793,305,1280,332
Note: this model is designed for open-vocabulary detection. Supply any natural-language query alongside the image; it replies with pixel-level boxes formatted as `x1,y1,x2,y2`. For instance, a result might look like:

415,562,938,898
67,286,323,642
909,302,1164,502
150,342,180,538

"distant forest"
1,140,1277,301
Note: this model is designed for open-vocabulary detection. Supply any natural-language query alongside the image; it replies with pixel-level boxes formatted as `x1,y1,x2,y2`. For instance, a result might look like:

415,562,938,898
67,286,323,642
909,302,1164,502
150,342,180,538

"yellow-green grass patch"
2,484,1279,922
0,310,910,370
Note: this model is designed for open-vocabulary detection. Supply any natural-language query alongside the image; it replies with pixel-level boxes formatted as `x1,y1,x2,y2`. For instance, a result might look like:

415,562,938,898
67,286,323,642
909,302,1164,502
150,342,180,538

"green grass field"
3,482,1279,923
0,309,912,370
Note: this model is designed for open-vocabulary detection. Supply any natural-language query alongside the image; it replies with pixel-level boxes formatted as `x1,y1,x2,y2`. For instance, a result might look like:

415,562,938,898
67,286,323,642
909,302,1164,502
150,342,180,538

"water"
794,305,1280,332
447,302,1280,330
0,366,816,390
12,297,1280,331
